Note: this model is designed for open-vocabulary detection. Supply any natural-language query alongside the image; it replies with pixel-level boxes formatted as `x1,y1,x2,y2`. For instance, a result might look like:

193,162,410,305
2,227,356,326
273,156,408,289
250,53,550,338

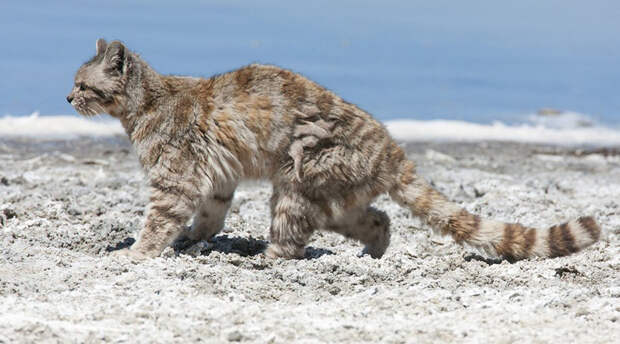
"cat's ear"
96,38,108,55
104,41,126,74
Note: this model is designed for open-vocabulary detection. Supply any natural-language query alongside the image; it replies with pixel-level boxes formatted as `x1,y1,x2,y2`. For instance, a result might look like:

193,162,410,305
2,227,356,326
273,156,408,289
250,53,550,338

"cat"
67,39,600,261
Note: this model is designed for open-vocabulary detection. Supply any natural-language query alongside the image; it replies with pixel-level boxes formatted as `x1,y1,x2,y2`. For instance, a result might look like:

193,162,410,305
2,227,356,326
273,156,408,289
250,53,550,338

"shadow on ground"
108,235,334,259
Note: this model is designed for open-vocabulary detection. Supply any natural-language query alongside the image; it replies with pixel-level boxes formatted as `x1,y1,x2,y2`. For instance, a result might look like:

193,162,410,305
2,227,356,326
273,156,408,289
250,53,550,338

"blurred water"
1,0,619,125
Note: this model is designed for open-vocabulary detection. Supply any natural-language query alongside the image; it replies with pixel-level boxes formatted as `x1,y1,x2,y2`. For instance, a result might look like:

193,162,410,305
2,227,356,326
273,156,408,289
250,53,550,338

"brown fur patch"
496,224,515,258
523,228,536,256
243,96,274,141
141,78,159,114
343,192,359,210
390,142,406,163
370,137,392,177
497,224,527,258
411,186,434,217
446,210,480,243
214,111,250,162
339,107,358,122
317,201,334,218
354,125,383,148
133,112,165,143
144,242,158,252
399,160,415,185
560,223,577,252
150,179,190,200
255,96,273,110
170,143,195,175
142,141,164,167
198,115,210,134
281,70,307,109
316,91,334,116
577,216,600,241
162,76,192,95
194,81,215,134
548,223,577,257
194,79,215,107
150,203,173,216
173,97,194,132
234,66,254,95
348,117,365,137
495,223,537,259
212,193,234,203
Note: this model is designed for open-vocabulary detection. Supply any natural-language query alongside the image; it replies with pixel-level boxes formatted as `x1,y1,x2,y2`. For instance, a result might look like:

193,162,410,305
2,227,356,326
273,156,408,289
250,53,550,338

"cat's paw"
110,248,152,262
172,233,199,251
264,246,280,259
264,244,305,259
357,245,385,259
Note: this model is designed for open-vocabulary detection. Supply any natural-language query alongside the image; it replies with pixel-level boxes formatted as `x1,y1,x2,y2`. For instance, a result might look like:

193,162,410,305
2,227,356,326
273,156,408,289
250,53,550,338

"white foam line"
0,113,123,139
385,119,620,146
1,113,619,146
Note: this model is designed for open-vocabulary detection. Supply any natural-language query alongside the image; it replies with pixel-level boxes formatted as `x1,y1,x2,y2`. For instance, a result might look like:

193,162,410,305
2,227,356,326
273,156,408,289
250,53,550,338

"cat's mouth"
71,99,107,117
73,104,105,117
71,95,122,117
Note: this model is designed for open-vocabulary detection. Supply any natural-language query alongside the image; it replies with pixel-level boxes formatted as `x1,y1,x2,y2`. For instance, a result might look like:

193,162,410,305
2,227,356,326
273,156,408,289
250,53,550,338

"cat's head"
67,39,130,117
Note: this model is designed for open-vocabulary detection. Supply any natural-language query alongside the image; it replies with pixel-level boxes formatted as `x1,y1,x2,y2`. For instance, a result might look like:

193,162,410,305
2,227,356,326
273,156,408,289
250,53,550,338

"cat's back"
219,63,395,153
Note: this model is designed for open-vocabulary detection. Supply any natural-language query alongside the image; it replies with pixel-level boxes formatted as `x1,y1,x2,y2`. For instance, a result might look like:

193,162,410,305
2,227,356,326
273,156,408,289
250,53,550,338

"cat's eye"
78,83,86,91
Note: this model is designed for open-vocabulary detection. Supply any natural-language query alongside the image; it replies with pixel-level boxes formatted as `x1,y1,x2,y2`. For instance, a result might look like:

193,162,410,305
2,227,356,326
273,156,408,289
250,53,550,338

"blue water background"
1,0,619,125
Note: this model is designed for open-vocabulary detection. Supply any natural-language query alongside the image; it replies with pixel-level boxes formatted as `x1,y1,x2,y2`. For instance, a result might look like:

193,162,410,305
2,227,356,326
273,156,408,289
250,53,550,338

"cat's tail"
388,160,601,260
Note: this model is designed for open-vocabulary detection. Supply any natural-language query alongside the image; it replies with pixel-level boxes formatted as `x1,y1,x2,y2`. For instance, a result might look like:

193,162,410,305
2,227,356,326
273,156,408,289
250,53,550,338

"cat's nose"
66,96,74,104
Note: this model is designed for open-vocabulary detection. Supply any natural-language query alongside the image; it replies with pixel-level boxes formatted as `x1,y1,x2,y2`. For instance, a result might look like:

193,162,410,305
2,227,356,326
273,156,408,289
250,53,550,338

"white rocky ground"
0,137,618,343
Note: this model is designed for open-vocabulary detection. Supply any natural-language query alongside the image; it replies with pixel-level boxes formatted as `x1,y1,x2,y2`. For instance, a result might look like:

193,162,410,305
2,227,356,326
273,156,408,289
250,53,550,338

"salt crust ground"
0,137,618,343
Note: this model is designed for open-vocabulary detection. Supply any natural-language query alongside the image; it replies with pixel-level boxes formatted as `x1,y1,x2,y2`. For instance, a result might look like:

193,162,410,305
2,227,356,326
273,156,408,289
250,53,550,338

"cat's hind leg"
265,186,327,259
326,206,391,259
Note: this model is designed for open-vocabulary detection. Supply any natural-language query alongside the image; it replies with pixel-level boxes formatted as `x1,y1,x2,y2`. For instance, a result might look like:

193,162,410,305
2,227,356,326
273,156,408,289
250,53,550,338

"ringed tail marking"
389,160,601,261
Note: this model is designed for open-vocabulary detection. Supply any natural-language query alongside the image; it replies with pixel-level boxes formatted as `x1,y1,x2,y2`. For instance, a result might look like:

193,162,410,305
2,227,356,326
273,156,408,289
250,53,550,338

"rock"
227,331,243,342
57,153,76,163
328,285,341,295
82,159,109,166
425,149,456,163
2,208,17,219
160,247,176,258
0,207,17,226
184,241,212,257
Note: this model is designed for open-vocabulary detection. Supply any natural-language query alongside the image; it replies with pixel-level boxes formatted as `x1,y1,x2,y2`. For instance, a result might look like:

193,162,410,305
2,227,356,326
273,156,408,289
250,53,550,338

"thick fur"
67,39,601,261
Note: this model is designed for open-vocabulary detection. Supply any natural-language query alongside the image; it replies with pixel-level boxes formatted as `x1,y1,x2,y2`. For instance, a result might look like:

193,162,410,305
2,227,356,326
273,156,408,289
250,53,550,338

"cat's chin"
74,105,106,117
76,110,101,117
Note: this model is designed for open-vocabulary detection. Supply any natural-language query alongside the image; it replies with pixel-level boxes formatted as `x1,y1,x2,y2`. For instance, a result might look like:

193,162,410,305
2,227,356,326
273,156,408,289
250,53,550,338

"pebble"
227,331,243,342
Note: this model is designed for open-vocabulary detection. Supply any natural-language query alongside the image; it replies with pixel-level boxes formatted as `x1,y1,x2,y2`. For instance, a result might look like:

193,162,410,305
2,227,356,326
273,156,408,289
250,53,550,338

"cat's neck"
115,55,166,140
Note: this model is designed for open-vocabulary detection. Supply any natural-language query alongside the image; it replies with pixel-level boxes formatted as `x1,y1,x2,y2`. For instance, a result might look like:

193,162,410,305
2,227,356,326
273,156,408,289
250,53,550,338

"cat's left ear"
104,41,126,74
96,38,108,55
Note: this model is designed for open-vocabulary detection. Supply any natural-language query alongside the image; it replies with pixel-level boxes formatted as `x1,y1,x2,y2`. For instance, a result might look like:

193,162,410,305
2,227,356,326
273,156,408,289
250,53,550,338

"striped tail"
389,161,601,260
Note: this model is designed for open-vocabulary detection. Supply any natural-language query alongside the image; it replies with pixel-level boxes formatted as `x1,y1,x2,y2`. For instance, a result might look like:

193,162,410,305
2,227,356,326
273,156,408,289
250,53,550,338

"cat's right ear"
104,41,126,74
96,38,108,55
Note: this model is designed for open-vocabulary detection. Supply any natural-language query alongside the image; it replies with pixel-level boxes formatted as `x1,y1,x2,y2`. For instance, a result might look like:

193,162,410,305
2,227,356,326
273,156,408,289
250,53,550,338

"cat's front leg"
112,179,200,261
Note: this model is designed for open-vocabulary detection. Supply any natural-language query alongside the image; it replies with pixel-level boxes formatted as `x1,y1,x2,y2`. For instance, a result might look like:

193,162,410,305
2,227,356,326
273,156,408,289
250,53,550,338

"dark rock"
2,208,17,219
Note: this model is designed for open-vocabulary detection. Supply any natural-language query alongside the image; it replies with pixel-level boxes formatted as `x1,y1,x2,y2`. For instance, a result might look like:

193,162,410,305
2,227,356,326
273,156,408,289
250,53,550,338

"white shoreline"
0,113,124,139
2,113,619,146
385,119,620,146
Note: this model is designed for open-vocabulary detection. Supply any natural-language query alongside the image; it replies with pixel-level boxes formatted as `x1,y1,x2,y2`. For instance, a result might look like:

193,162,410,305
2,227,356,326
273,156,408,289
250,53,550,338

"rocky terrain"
1,136,618,343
